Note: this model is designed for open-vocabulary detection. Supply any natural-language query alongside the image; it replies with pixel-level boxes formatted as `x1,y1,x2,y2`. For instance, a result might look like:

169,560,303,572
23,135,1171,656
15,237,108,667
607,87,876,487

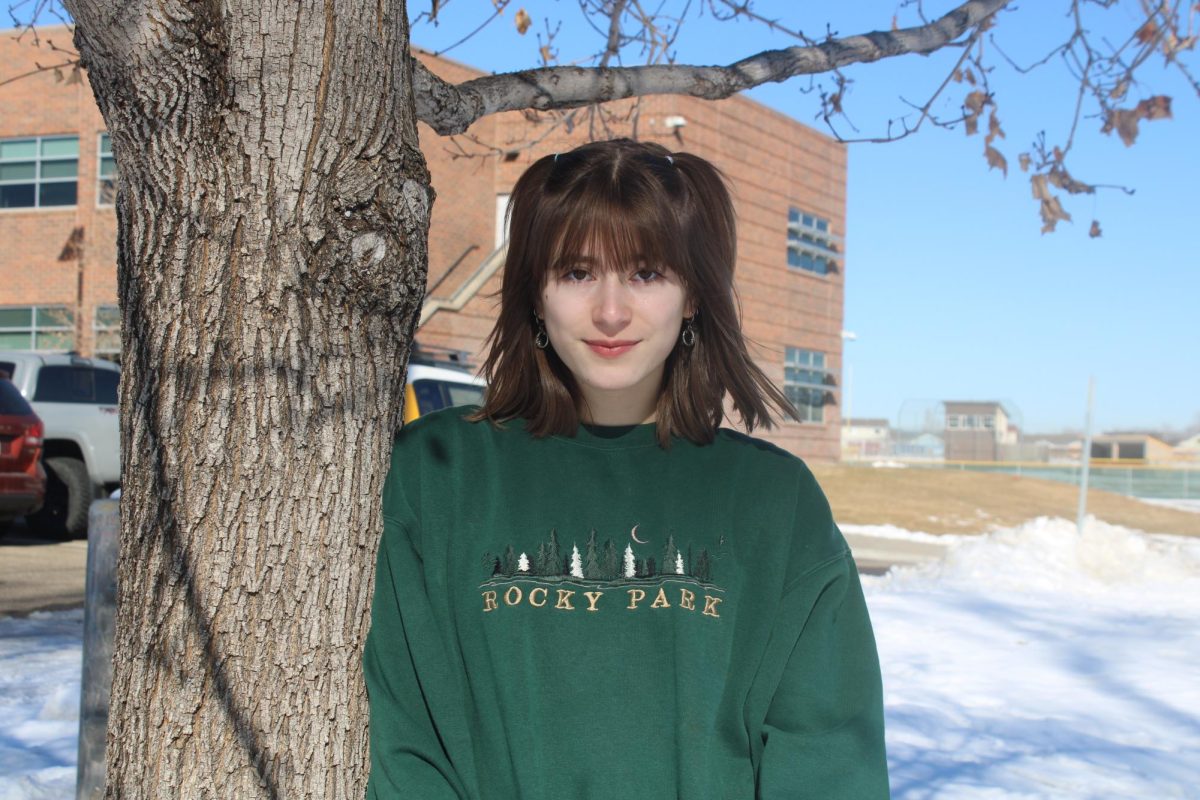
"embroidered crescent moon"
630,524,648,544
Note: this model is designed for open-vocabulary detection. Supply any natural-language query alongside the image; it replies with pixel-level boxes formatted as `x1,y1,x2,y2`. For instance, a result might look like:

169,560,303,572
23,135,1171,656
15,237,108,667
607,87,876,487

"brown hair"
467,138,797,446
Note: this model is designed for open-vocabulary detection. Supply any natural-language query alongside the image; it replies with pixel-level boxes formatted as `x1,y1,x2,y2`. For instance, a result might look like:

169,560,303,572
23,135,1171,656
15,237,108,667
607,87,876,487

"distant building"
1021,432,1083,464
1091,433,1175,464
943,401,1017,461
1172,433,1200,463
841,417,891,459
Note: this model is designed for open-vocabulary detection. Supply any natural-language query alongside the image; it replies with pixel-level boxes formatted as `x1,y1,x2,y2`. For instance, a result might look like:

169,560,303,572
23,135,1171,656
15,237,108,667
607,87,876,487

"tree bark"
64,0,429,795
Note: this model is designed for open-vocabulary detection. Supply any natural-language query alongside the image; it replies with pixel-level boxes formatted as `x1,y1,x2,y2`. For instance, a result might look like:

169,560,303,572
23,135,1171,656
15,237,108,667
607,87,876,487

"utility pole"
1076,376,1095,535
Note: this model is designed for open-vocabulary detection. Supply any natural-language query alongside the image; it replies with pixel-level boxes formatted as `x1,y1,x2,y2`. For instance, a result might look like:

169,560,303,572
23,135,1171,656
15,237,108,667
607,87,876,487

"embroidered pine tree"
601,539,619,579
635,558,646,577
534,543,547,576
569,544,583,579
661,534,677,577
546,529,561,576
583,530,600,579
675,551,685,575
646,556,657,577
687,544,693,576
491,556,502,576
517,552,530,573
623,544,635,578
502,545,518,576
695,549,711,582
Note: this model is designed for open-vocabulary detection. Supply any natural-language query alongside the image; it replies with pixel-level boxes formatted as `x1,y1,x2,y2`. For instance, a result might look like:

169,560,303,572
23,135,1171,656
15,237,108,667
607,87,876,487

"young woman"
363,139,890,799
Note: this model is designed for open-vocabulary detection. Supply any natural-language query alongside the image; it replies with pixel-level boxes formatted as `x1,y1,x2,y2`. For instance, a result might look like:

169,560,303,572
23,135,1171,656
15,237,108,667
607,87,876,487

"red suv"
0,374,46,537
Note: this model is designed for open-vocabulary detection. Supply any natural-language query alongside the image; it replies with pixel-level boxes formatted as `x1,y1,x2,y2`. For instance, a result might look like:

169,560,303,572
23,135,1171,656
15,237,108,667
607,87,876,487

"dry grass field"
809,463,1200,537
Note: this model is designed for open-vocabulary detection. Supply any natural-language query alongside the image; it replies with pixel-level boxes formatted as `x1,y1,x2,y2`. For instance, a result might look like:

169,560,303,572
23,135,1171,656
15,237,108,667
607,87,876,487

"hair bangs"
538,165,689,288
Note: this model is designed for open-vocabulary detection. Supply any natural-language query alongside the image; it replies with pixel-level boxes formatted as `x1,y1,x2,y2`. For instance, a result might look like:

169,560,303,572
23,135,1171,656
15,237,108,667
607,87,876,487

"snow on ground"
1141,497,1200,514
864,516,1200,799
0,609,81,800
2,517,1198,799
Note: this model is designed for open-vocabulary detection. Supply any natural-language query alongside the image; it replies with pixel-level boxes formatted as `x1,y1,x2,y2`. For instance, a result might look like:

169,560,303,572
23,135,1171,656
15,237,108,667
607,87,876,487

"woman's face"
539,250,693,425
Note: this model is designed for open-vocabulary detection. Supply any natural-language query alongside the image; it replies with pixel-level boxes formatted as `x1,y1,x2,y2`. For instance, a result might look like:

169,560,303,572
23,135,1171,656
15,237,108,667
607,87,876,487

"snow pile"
0,609,82,800
865,516,1200,799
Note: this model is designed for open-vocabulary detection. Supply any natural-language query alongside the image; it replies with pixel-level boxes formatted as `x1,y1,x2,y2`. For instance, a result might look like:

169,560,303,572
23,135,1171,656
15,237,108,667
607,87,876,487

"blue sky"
409,1,1199,435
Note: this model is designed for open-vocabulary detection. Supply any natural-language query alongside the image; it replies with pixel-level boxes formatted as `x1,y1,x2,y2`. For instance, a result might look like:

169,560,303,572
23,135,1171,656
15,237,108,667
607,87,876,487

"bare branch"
415,0,1012,135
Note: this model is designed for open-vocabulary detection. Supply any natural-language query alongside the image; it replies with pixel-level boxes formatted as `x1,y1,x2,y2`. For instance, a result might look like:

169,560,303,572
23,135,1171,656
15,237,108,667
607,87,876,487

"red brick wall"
1,31,846,461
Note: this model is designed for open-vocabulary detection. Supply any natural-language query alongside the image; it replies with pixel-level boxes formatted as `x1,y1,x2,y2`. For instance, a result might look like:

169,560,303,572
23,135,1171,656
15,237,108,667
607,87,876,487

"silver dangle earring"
681,314,697,347
534,314,550,350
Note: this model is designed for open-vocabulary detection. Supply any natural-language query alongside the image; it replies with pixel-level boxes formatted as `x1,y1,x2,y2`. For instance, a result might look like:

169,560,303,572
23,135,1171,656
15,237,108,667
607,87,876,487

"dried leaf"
1018,152,1031,172
985,144,1008,178
985,110,1005,145
1110,80,1128,101
1089,220,1102,238
514,7,531,34
1047,165,1094,195
891,14,899,31
53,67,63,83
964,68,976,86
1052,146,1064,163
430,0,440,22
952,68,963,83
1031,174,1072,234
964,114,979,136
65,66,82,86
1135,18,1158,44
1138,95,1172,120
964,90,988,116
539,44,553,64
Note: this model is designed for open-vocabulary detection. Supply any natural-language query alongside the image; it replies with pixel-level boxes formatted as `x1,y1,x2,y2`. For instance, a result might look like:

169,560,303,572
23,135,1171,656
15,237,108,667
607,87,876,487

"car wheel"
28,457,92,540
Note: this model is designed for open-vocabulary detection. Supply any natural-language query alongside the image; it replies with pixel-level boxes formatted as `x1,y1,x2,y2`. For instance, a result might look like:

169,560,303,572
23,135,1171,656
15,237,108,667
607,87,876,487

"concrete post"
76,499,119,800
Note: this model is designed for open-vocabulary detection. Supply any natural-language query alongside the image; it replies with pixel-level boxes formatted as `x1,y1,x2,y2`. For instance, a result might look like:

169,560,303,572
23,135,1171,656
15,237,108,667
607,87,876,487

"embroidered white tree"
624,544,636,578
518,552,529,573
675,551,685,575
569,545,583,579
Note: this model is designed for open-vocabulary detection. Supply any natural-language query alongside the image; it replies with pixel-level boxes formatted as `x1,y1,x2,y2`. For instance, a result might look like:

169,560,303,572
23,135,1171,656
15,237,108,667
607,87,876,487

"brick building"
1,28,848,460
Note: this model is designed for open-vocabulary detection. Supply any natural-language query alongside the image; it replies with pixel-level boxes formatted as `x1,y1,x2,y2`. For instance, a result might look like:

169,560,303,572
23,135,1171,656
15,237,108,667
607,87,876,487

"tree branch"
414,0,1012,135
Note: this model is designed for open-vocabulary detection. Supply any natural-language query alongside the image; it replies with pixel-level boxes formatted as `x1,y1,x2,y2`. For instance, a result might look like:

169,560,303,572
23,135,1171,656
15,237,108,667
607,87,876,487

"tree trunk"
64,1,428,795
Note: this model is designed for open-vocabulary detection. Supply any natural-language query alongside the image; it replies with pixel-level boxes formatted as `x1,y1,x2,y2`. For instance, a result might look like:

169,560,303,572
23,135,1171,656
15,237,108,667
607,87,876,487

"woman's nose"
593,274,633,331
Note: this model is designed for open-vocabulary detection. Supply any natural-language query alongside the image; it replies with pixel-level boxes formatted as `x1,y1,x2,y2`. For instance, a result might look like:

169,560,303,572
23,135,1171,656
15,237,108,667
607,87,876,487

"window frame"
0,305,76,352
97,132,116,208
786,206,841,277
783,346,836,424
0,134,80,210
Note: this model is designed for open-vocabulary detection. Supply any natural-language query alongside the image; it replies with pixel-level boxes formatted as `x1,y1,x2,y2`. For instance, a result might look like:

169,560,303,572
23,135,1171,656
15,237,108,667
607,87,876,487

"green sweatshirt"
364,406,889,799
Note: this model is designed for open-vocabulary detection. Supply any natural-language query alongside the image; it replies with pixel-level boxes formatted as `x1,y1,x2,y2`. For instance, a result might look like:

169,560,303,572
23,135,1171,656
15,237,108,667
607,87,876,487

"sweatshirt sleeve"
363,517,465,799
755,471,890,799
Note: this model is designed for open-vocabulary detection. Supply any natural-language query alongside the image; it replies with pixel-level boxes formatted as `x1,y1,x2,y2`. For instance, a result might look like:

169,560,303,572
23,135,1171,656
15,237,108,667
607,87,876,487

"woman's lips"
585,340,638,358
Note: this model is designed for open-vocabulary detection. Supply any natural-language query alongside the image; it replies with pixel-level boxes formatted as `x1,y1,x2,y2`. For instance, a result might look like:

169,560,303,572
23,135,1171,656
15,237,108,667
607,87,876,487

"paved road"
0,519,90,616
0,520,953,617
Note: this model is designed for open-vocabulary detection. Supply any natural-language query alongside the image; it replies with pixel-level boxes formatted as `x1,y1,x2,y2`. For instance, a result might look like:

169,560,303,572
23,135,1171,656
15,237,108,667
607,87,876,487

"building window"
97,133,116,206
784,347,835,423
94,304,121,362
0,136,79,209
947,414,961,429
787,207,840,276
0,305,75,351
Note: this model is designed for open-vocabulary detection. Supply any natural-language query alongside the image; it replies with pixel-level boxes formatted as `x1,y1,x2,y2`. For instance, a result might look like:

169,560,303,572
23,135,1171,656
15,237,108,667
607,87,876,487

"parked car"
0,352,119,539
0,374,46,538
403,361,485,425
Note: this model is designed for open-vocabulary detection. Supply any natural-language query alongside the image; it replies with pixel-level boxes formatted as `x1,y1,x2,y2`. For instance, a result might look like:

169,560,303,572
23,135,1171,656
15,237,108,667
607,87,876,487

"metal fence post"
76,499,119,800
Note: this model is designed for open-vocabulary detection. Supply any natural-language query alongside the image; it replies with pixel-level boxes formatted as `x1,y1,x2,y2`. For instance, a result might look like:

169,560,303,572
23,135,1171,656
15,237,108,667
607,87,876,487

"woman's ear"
684,298,697,319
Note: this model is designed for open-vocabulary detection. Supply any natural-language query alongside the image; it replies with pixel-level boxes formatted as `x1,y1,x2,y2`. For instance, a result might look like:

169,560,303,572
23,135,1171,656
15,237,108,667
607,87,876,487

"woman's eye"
633,269,663,283
562,268,591,282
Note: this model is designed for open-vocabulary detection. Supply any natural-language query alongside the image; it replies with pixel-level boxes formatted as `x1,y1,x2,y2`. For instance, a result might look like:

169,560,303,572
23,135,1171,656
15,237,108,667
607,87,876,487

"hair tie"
553,153,559,163
665,155,674,165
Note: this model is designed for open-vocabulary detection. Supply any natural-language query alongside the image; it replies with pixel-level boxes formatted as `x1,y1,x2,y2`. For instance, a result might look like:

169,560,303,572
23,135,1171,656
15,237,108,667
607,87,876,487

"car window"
445,382,483,408
33,366,102,403
95,370,119,404
0,361,14,381
411,379,447,415
0,379,33,415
